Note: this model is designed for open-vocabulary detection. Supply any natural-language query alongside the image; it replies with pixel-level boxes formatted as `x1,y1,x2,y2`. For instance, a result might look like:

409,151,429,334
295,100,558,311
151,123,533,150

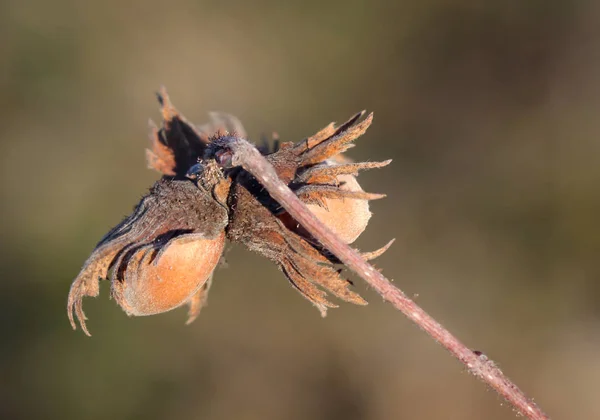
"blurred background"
1,0,599,419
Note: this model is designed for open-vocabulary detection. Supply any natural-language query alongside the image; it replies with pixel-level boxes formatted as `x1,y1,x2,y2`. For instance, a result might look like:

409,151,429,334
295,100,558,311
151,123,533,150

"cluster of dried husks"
68,88,390,336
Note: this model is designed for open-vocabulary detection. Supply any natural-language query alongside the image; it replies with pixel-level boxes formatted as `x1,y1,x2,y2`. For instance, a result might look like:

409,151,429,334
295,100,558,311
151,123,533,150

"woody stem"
215,136,549,420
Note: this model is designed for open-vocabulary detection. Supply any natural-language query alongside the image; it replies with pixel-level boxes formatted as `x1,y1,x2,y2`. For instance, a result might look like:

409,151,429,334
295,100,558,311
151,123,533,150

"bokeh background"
1,0,599,419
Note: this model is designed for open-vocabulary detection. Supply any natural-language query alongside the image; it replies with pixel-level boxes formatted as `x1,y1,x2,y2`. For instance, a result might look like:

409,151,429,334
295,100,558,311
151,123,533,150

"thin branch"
214,136,550,420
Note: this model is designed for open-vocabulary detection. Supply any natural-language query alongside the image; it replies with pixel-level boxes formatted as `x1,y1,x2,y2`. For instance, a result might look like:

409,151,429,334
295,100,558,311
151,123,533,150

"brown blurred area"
1,0,599,419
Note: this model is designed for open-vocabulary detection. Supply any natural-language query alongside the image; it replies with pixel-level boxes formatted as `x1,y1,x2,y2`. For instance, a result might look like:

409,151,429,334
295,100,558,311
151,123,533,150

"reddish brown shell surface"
305,173,371,244
114,232,226,316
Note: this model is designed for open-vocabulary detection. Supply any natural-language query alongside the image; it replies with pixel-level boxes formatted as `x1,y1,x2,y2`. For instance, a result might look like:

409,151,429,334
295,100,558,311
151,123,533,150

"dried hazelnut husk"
67,176,229,335
219,111,392,315
283,154,389,244
267,114,391,246
68,88,391,335
68,90,231,336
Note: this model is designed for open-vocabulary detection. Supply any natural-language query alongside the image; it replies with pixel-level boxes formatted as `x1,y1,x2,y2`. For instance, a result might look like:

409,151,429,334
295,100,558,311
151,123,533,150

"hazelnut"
305,173,371,244
113,232,225,316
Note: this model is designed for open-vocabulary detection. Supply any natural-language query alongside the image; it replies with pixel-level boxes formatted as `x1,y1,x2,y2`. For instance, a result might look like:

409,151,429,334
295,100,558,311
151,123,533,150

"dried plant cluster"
68,88,391,336
65,89,549,420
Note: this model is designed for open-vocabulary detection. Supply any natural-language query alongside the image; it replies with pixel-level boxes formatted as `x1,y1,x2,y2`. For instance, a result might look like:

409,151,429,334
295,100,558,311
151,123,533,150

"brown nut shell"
116,232,225,316
306,174,371,244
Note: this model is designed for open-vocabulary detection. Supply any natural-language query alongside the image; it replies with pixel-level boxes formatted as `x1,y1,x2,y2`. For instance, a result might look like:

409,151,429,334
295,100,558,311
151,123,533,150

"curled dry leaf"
68,87,391,335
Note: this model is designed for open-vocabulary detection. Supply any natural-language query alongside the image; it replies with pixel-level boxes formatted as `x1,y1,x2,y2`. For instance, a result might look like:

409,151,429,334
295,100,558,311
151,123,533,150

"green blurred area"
1,0,599,419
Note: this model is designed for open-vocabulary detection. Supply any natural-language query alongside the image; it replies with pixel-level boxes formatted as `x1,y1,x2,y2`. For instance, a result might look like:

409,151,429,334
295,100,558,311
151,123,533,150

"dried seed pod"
68,88,391,335
284,157,390,244
69,90,232,336
220,111,391,315
278,171,374,244
223,171,369,316
68,177,229,336
270,113,390,245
